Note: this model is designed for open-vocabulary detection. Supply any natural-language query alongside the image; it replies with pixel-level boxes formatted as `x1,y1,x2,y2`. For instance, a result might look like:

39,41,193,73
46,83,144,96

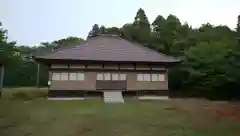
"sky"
0,0,239,46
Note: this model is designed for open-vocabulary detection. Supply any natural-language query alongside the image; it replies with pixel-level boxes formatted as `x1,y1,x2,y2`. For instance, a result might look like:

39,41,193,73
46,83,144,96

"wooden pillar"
48,71,52,91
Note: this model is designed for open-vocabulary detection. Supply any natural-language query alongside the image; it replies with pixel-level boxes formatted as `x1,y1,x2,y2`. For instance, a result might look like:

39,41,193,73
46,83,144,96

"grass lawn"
0,89,240,136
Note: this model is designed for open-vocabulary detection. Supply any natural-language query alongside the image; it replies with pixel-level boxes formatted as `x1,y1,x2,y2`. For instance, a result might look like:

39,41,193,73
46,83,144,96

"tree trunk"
0,65,4,97
36,63,40,88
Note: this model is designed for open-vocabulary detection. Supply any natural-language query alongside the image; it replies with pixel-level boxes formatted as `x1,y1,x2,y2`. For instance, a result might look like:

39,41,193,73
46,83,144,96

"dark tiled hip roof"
34,35,180,63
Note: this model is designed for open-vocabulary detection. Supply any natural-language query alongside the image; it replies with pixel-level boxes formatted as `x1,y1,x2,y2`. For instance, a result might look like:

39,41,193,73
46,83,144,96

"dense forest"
1,8,240,99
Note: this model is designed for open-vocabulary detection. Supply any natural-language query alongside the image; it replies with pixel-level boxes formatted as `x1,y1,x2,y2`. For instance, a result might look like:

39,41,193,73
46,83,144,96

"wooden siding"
51,64,68,68
69,64,85,69
136,64,150,70
126,71,168,90
49,63,167,72
119,64,134,70
126,72,136,90
103,64,118,70
96,81,126,90
151,65,166,70
50,72,96,90
87,64,103,69
49,64,168,91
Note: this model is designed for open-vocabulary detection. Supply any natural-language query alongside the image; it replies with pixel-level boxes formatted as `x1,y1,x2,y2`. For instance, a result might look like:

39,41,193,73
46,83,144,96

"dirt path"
172,99,240,122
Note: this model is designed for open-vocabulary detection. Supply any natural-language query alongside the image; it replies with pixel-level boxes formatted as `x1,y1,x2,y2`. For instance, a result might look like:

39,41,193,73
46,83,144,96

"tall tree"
163,14,182,54
99,25,106,34
0,22,17,96
133,8,151,43
151,15,166,52
170,22,193,56
87,24,100,39
152,15,166,33
105,27,121,35
151,14,183,54
121,23,137,41
237,15,240,45
53,36,84,48
0,23,16,65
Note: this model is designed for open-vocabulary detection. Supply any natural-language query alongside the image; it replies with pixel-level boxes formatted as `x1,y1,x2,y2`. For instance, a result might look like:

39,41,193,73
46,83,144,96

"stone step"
104,91,124,103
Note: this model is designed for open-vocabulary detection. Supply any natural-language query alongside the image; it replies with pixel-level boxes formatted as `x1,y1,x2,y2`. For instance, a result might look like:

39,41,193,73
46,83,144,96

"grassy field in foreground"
0,98,240,136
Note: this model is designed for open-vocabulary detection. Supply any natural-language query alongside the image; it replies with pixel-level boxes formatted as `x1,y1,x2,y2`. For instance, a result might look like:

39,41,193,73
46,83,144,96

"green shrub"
10,92,32,100
9,90,48,100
